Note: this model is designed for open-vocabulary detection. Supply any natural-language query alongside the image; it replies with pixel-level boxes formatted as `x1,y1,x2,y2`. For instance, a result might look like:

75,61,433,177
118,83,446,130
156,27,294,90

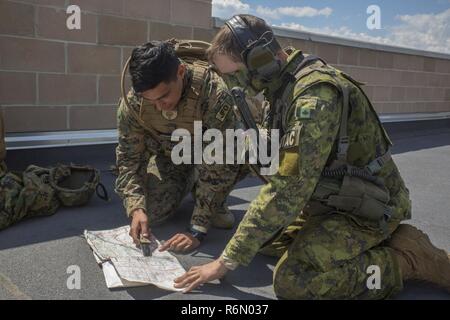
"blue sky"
212,0,450,54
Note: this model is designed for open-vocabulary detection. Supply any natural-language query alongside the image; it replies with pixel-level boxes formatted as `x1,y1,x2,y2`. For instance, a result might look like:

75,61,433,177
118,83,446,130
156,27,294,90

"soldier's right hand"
129,209,151,245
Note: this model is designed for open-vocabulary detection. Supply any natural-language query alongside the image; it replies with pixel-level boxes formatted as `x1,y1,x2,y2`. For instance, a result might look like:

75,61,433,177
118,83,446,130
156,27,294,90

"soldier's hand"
174,258,228,293
129,209,150,245
159,233,200,253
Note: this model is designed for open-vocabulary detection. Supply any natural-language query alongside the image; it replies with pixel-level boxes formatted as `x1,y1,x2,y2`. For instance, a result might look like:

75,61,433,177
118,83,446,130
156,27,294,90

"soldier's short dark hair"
129,41,180,93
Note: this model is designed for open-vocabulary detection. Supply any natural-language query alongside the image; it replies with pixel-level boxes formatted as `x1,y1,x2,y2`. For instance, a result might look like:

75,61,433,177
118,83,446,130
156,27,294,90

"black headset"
225,15,282,81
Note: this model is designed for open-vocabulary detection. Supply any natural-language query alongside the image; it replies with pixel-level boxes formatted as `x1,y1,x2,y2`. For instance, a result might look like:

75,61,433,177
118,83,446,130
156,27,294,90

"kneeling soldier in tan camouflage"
115,40,245,253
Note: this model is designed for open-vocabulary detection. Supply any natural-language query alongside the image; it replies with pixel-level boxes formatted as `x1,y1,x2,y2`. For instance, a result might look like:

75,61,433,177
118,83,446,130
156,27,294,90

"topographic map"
84,226,185,291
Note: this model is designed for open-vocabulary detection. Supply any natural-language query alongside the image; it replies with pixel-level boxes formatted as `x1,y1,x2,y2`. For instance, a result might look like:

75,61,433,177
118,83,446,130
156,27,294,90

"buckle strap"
337,85,350,161
188,226,207,242
365,149,392,175
292,54,326,76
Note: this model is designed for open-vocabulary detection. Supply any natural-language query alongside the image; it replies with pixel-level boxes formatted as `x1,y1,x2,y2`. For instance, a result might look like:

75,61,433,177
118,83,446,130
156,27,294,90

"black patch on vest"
280,127,300,150
215,102,232,122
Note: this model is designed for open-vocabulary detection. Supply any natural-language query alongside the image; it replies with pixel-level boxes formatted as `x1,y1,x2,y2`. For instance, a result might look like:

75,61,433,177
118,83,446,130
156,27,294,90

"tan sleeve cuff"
125,196,147,218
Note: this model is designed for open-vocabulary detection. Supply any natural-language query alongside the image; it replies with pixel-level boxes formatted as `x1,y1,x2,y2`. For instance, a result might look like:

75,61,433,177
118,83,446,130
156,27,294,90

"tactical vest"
137,59,210,154
273,53,395,230
120,40,213,156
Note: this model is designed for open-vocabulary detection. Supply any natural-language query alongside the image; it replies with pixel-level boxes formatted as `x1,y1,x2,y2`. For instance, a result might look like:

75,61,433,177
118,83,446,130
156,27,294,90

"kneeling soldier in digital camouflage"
115,40,246,253
174,15,450,298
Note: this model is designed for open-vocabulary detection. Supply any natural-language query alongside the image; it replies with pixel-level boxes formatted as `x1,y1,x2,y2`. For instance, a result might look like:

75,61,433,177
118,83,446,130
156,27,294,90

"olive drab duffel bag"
0,113,109,230
0,164,109,231
0,166,60,230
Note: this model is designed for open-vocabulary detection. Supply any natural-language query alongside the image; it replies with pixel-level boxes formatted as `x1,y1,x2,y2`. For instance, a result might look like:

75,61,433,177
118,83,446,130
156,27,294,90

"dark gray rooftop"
0,120,449,300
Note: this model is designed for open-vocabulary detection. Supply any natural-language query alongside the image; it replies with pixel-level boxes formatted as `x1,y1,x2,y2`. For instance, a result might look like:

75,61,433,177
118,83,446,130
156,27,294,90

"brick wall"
0,0,212,133
272,36,450,115
194,22,450,116
200,26,450,116
0,0,449,134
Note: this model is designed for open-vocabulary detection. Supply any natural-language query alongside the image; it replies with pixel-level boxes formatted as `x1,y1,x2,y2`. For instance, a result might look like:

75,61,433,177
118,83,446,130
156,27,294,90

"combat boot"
211,205,235,229
386,224,450,291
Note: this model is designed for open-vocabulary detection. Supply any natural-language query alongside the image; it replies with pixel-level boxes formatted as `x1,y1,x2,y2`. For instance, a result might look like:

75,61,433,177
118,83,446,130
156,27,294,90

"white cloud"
212,2,450,54
277,22,391,45
277,6,333,18
389,9,450,54
212,0,250,19
277,8,450,54
255,5,333,21
255,5,280,20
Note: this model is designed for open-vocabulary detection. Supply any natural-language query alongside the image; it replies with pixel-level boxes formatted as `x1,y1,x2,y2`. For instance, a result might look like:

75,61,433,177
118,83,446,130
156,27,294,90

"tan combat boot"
211,205,235,229
386,224,450,292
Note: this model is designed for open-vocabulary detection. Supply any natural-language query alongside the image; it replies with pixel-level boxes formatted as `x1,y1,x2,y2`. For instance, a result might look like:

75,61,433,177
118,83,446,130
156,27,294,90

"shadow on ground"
1,120,449,299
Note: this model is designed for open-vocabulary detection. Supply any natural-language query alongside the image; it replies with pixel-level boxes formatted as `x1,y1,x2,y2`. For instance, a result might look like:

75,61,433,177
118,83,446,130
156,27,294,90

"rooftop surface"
0,120,449,300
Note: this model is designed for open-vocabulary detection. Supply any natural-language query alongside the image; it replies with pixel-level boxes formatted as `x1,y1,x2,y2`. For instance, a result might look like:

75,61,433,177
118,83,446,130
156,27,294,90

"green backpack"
0,164,109,231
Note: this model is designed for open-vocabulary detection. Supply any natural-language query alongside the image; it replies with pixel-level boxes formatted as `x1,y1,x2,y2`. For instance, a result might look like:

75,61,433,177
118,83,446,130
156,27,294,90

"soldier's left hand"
159,233,200,253
174,258,228,293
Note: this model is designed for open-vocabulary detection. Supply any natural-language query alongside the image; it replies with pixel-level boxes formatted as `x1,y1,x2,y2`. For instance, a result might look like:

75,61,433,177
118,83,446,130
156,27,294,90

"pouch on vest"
309,175,392,223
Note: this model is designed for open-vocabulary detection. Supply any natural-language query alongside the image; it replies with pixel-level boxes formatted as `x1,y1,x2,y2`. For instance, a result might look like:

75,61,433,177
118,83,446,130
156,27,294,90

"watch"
187,227,206,242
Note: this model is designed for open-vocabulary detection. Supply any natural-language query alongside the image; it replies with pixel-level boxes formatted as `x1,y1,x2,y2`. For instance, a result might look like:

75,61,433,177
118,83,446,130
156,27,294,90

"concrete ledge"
380,112,450,123
5,129,117,150
213,17,450,61
5,112,450,150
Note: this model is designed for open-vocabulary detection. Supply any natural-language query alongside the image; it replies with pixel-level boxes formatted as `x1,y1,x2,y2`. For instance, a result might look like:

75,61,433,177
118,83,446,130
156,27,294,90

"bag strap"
336,84,350,163
365,149,392,175
96,183,110,202
271,53,326,131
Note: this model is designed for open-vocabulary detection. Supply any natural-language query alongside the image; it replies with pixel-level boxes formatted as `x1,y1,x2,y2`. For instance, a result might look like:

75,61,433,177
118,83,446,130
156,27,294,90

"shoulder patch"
214,93,233,122
278,150,299,176
280,125,301,150
215,103,232,122
294,97,318,120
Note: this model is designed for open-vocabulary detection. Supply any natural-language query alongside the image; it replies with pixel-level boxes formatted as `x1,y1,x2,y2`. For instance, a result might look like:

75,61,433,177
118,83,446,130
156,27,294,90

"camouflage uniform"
221,49,411,299
1,163,103,230
0,166,60,230
0,107,105,230
115,60,245,234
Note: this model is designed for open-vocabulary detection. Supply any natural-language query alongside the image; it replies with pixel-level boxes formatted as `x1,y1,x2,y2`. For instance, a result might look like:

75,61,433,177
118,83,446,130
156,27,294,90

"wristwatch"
187,227,207,242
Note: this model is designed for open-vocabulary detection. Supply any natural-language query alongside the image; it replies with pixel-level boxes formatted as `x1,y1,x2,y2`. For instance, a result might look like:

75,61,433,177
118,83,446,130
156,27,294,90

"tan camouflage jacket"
115,60,241,232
